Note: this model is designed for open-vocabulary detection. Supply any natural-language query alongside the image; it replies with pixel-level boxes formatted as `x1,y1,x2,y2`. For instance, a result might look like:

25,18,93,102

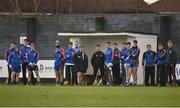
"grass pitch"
0,85,180,107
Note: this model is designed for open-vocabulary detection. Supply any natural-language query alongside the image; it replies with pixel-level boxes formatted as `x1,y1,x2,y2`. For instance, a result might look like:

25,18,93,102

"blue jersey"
130,46,140,61
157,49,166,65
120,48,127,64
105,48,113,64
124,48,132,64
65,48,75,64
28,49,39,64
54,50,63,66
9,51,23,68
5,48,15,63
142,51,156,65
20,45,31,63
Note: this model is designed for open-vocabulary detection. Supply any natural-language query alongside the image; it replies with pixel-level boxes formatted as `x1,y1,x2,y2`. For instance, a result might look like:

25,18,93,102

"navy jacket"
130,46,140,61
54,50,63,66
20,45,31,63
157,49,166,65
142,51,156,66
65,48,75,64
28,49,39,64
5,48,15,63
9,51,23,68
166,48,177,64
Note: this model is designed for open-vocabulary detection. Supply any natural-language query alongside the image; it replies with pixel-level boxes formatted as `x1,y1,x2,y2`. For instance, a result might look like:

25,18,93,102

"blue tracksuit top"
120,48,127,64
28,49,39,64
130,46,140,61
5,48,15,63
105,48,113,64
157,49,166,65
9,51,23,68
65,48,75,64
142,51,156,65
20,45,31,63
124,48,132,64
54,50,63,65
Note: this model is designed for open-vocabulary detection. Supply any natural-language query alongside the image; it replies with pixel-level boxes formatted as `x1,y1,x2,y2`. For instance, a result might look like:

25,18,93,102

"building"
0,0,179,84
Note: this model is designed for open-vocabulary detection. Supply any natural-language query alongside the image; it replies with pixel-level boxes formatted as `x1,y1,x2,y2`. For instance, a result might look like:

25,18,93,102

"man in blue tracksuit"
20,39,35,85
120,42,127,83
54,44,64,85
142,44,156,86
129,40,140,85
9,47,23,85
166,40,177,85
4,42,16,85
157,43,166,86
104,42,113,85
64,42,76,85
27,42,40,85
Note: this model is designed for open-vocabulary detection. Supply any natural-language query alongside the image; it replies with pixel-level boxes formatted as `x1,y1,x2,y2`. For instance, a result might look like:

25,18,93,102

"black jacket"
73,52,88,73
91,51,105,66
166,48,177,64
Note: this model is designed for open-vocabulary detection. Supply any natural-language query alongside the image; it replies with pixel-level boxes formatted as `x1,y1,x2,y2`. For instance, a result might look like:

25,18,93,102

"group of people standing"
4,38,177,86
5,39,39,85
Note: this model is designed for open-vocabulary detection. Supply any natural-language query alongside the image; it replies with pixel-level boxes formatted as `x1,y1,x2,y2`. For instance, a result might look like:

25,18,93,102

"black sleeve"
85,54,88,68
73,53,78,65
172,50,177,64
102,52,105,63
91,52,95,66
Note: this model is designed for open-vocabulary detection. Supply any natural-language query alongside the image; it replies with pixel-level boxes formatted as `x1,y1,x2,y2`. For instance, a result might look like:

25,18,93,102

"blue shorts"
54,64,62,71
129,61,139,68
12,66,21,73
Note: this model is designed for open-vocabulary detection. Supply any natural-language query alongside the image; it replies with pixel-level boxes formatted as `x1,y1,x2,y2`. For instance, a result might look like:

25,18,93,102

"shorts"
28,65,38,71
54,64,62,71
129,61,139,68
12,66,21,73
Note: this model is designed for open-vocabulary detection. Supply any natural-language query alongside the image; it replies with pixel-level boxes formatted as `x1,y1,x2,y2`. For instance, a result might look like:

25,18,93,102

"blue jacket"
142,51,156,65
5,48,15,63
105,48,113,64
65,48,75,64
20,45,31,63
9,51,23,68
130,46,140,61
157,49,166,65
28,49,39,64
120,48,127,64
54,50,63,66
124,48,132,64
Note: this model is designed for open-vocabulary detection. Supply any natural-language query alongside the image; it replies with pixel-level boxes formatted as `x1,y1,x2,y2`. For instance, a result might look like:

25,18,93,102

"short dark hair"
168,40,173,44
11,41,16,45
24,39,29,42
96,44,101,47
122,42,126,44
56,45,60,48
133,40,138,44
113,42,118,45
127,42,131,45
69,42,73,45
106,42,111,44
147,44,151,47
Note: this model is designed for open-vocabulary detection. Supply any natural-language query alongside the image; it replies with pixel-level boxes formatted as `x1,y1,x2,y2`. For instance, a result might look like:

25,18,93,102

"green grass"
0,85,180,107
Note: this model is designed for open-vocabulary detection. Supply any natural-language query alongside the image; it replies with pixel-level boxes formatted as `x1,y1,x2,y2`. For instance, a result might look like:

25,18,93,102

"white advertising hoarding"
0,60,55,78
